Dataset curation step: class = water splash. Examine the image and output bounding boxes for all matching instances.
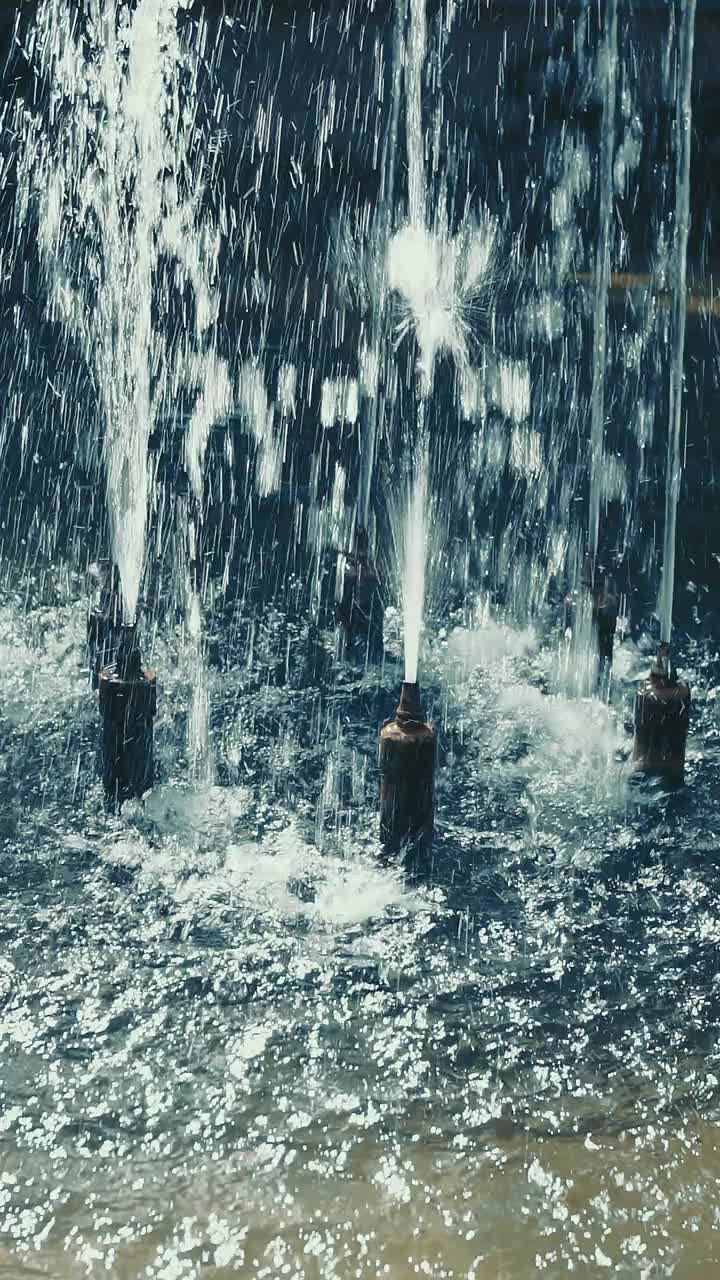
[387,216,495,396]
[185,352,233,505]
[16,0,224,620]
[236,362,283,498]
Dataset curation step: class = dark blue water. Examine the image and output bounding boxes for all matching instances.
[2,2,720,1275]
[1,582,720,1275]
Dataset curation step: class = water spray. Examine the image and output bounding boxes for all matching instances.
[99,623,157,807]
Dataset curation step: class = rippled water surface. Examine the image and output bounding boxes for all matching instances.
[1,587,720,1277]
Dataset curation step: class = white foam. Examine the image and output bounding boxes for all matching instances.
[100,793,417,932]
[447,621,537,670]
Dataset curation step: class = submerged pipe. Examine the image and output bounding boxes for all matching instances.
[336,527,384,661]
[87,560,123,689]
[633,643,690,784]
[379,682,436,855]
[99,624,157,806]
[594,580,618,674]
[581,552,618,676]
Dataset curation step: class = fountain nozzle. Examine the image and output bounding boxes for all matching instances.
[116,623,143,680]
[649,641,675,682]
[98,625,157,808]
[394,680,425,726]
[87,560,123,688]
[335,526,384,661]
[378,682,436,859]
[579,551,619,674]
[633,642,690,784]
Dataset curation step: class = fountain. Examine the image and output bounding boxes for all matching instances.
[379,445,436,855]
[13,0,241,802]
[1,0,719,1275]
[378,677,436,857]
[98,621,157,804]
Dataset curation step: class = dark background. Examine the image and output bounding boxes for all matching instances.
[0,0,718,629]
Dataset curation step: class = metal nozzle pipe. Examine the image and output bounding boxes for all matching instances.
[87,560,123,689]
[336,534,384,662]
[633,643,691,784]
[99,624,157,806]
[379,682,436,856]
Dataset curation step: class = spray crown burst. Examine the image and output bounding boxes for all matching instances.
[386,213,496,394]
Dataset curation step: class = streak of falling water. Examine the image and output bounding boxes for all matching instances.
[406,0,427,228]
[186,582,213,784]
[658,0,696,643]
[399,0,430,686]
[15,0,223,621]
[402,426,428,684]
[183,354,232,778]
[358,0,405,531]
[587,0,618,571]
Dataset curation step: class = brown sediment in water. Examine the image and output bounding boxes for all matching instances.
[4,1123,720,1277]
[573,270,720,317]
